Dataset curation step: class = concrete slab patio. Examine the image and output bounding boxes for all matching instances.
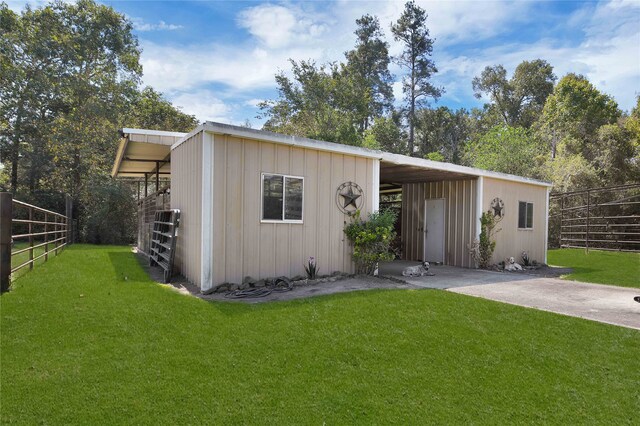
[380,260,640,330]
[378,260,569,289]
[450,279,640,330]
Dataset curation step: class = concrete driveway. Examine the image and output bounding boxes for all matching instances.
[380,261,640,330]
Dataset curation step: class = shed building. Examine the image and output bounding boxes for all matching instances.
[112,122,552,292]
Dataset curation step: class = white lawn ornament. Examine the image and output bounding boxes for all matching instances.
[504,256,523,271]
[402,261,432,277]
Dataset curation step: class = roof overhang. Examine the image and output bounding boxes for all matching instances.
[111,128,187,178]
[381,152,553,187]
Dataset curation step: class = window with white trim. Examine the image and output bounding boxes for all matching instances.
[518,201,534,229]
[261,173,303,222]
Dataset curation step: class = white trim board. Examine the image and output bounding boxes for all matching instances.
[200,131,213,292]
[121,128,187,138]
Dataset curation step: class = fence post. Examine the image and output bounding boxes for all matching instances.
[1,192,13,293]
[560,195,564,248]
[586,190,590,253]
[65,195,73,245]
[28,207,33,269]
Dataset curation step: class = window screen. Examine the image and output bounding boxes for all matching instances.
[518,201,533,229]
[262,174,303,222]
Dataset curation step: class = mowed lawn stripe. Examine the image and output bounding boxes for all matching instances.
[1,245,638,424]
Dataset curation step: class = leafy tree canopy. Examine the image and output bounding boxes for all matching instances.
[472,59,556,128]
[464,125,545,178]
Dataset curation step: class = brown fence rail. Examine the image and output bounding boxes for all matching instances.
[0,192,73,292]
[549,183,640,252]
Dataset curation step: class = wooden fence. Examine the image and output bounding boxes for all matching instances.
[549,183,640,252]
[0,192,73,292]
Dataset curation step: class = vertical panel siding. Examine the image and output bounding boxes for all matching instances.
[170,133,203,285]
[402,179,477,267]
[209,136,375,285]
[482,177,547,264]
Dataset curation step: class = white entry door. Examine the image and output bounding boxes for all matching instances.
[423,199,445,263]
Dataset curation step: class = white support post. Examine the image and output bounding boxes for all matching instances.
[544,187,550,264]
[475,176,484,240]
[200,131,214,292]
[371,159,380,212]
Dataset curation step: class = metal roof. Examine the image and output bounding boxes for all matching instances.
[112,123,552,187]
[111,128,186,178]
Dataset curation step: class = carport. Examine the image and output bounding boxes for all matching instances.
[111,128,185,197]
[379,152,551,267]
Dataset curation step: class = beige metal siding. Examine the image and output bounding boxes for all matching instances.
[402,179,477,267]
[482,177,547,264]
[170,132,203,285]
[208,134,375,285]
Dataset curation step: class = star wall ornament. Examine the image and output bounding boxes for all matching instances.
[336,181,364,215]
[491,197,505,218]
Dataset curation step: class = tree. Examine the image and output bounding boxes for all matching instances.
[594,123,638,184]
[463,125,545,178]
[472,59,556,128]
[0,0,204,244]
[46,0,141,203]
[0,3,66,193]
[259,60,361,145]
[539,148,600,193]
[344,14,394,132]
[625,96,640,166]
[391,1,442,156]
[538,73,619,160]
[415,107,470,163]
[363,116,406,154]
[127,87,198,132]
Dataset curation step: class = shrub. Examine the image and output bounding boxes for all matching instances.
[344,209,397,275]
[469,210,500,268]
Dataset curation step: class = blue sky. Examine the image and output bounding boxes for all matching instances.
[8,0,640,127]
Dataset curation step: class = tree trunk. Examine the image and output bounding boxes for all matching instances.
[10,102,25,194]
[409,96,415,156]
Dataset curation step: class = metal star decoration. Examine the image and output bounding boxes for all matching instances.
[340,186,361,209]
[335,181,364,215]
[491,197,504,218]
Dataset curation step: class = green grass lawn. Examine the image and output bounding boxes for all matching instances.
[547,248,640,288]
[11,241,63,280]
[2,245,639,424]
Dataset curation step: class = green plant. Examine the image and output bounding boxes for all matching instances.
[469,210,500,268]
[344,209,397,275]
[304,256,318,279]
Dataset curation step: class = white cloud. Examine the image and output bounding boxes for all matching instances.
[432,0,640,111]
[392,81,404,102]
[139,0,638,123]
[140,40,328,93]
[244,99,264,108]
[170,90,232,123]
[237,3,330,49]
[132,18,183,32]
